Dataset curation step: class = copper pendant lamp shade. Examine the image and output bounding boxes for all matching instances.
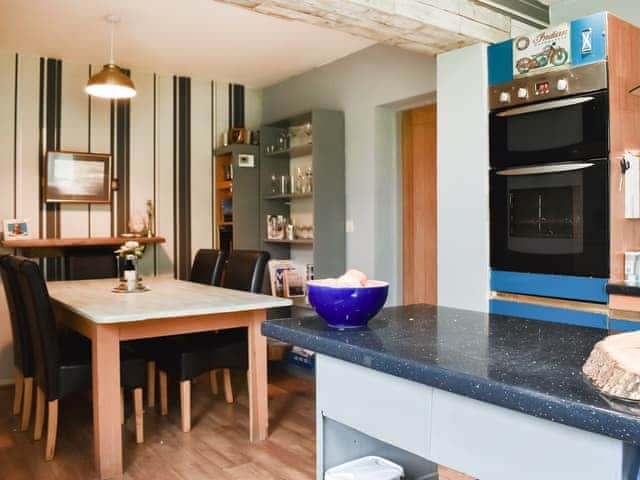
[631,84,640,96]
[86,63,136,99]
[86,16,136,99]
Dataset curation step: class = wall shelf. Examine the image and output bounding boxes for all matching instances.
[264,192,312,200]
[0,236,166,258]
[265,238,314,245]
[264,143,312,159]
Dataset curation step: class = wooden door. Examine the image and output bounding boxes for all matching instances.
[402,104,437,304]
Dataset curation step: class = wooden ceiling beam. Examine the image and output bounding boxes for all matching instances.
[217,0,513,54]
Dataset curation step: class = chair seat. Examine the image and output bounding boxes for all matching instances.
[152,330,247,381]
[51,332,146,401]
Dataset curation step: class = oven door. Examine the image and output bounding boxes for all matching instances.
[490,90,609,169]
[490,159,609,277]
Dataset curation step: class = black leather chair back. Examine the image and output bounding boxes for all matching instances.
[14,257,61,399]
[190,249,226,286]
[0,255,33,377]
[222,250,270,293]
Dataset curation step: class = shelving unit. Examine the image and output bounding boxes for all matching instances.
[213,144,261,252]
[260,110,345,280]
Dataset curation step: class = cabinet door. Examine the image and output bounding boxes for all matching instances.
[316,355,431,459]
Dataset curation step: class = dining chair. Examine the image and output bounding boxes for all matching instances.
[142,249,226,410]
[155,249,268,433]
[12,256,147,460]
[190,249,226,286]
[210,249,270,403]
[0,255,35,431]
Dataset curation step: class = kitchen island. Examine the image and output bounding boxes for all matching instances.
[263,304,640,480]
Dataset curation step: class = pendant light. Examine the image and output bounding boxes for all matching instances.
[86,15,136,99]
[632,84,640,96]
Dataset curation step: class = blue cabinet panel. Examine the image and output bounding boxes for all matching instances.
[570,12,607,67]
[490,299,607,329]
[491,271,608,303]
[488,39,513,85]
[609,318,640,332]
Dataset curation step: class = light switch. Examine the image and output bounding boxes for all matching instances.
[345,220,354,233]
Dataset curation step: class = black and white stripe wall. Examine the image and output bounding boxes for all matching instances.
[0,51,261,280]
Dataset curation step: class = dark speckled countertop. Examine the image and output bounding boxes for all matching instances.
[262,304,640,446]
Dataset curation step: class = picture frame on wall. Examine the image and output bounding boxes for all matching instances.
[44,151,112,204]
[3,218,33,240]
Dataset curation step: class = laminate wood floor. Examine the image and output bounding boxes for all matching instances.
[0,368,315,479]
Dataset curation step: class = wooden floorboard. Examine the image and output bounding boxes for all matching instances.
[0,368,315,479]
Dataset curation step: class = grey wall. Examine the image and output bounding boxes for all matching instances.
[262,44,437,303]
[550,1,640,25]
[0,50,261,384]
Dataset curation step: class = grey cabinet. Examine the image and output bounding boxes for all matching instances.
[214,144,260,251]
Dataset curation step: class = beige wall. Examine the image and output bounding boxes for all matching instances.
[0,50,261,384]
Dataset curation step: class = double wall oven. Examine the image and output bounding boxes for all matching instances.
[489,62,610,278]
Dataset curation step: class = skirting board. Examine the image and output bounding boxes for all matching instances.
[0,377,15,387]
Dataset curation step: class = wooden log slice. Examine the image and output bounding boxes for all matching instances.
[583,331,640,401]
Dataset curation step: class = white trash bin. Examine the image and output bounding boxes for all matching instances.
[324,456,404,480]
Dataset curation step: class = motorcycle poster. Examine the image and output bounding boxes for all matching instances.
[513,22,571,77]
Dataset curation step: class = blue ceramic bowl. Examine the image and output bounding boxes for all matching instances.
[306,280,389,329]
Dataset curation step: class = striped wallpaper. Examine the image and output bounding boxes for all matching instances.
[0,50,263,383]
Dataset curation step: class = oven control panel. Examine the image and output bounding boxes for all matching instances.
[489,61,607,111]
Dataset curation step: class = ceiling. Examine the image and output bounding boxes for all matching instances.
[0,0,374,88]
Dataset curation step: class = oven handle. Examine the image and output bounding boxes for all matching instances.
[496,96,595,117]
[496,163,595,176]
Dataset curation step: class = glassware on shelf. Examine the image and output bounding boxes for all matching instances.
[270,174,278,194]
[303,166,313,193]
[289,174,296,194]
[277,131,289,152]
[280,175,289,194]
[295,167,304,194]
[295,224,314,240]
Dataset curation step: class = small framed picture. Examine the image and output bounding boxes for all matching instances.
[3,219,33,240]
[283,269,306,298]
[229,128,246,144]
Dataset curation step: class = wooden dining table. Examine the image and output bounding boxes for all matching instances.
[47,277,292,479]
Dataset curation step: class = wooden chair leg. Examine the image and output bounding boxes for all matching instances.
[33,386,45,441]
[133,388,144,444]
[223,369,233,404]
[209,370,218,396]
[44,400,58,461]
[120,388,125,425]
[13,369,24,415]
[20,377,33,432]
[147,361,156,408]
[180,380,191,433]
[159,370,168,416]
